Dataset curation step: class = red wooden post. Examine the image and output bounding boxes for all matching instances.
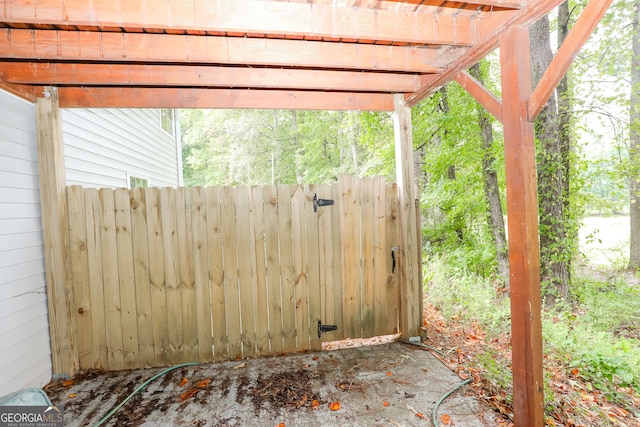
[500,26,544,426]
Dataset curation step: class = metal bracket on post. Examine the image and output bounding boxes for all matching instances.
[313,193,334,212]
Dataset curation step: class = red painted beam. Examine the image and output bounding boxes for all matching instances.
[0,0,476,46]
[56,87,395,111]
[0,28,450,73]
[454,70,503,123]
[405,0,565,107]
[0,62,422,93]
[500,25,544,427]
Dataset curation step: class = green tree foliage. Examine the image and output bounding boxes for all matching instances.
[413,67,506,277]
[180,109,396,187]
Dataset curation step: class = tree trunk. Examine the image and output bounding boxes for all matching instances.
[530,15,570,305]
[629,0,640,270]
[469,63,510,289]
[557,1,574,282]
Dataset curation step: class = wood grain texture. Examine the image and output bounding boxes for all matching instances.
[500,25,544,427]
[35,88,78,375]
[394,94,422,339]
[278,185,297,353]
[205,187,227,360]
[66,186,91,369]
[114,187,139,368]
[235,186,257,357]
[83,188,108,370]
[145,187,168,365]
[130,187,155,366]
[250,186,270,355]
[98,188,124,370]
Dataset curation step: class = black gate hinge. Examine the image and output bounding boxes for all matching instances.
[318,320,337,338]
[313,193,334,212]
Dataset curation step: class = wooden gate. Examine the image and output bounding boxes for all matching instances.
[66,174,400,370]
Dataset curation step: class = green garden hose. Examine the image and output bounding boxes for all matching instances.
[431,378,473,427]
[93,361,200,427]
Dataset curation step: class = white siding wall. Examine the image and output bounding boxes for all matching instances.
[0,96,181,397]
[62,108,180,188]
[0,90,52,397]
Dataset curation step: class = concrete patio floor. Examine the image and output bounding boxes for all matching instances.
[45,341,497,426]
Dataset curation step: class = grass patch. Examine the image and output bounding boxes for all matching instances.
[424,254,640,424]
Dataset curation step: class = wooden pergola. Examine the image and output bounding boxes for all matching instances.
[0,1,612,425]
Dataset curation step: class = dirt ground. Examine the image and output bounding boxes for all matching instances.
[45,340,500,426]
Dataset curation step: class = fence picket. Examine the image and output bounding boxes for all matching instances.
[67,186,91,369]
[130,187,155,366]
[291,184,310,351]
[264,185,283,353]
[361,177,375,338]
[250,186,270,355]
[114,188,139,368]
[160,188,183,364]
[84,188,109,369]
[305,184,322,350]
[191,187,212,361]
[373,177,388,336]
[339,175,362,339]
[236,186,257,357]
[175,187,198,361]
[278,185,297,353]
[146,187,168,365]
[330,182,344,341]
[316,183,335,342]
[98,189,124,370]
[386,183,400,335]
[221,186,242,359]
[205,187,227,360]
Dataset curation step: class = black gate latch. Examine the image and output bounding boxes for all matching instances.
[313,193,334,212]
[318,320,337,338]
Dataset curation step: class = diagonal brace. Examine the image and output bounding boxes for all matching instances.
[454,70,504,123]
[527,0,614,120]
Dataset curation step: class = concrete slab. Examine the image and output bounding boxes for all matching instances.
[46,342,492,426]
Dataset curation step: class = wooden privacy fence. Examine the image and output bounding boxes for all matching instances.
[66,175,401,371]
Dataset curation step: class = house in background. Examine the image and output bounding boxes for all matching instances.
[0,87,183,396]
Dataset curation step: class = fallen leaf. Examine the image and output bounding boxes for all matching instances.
[312,356,319,361]
[195,379,210,388]
[62,380,74,387]
[68,393,77,398]
[179,388,199,402]
[383,401,390,407]
[233,362,246,370]
[570,368,579,376]
[416,412,426,419]
[440,413,452,425]
[312,400,320,409]
[329,401,341,411]
[179,377,188,387]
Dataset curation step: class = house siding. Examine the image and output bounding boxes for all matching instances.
[0,90,51,397]
[62,108,180,188]
[0,90,181,397]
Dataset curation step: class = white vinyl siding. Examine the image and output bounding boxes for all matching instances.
[0,90,52,397]
[0,93,182,398]
[62,108,180,188]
